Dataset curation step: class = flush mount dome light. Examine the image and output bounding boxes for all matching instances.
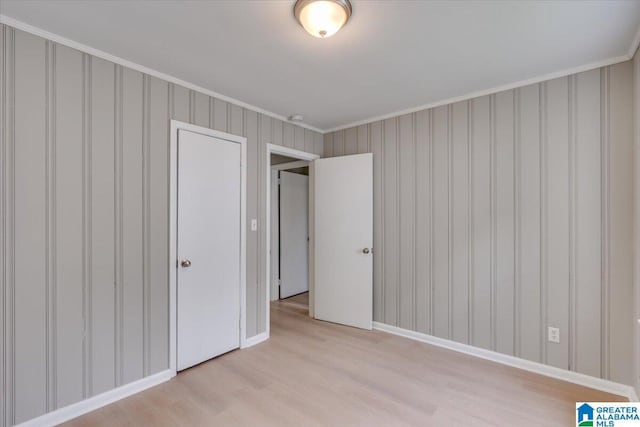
[294,0,352,38]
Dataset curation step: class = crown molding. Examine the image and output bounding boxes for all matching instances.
[325,50,635,133]
[0,14,324,134]
[2,14,639,135]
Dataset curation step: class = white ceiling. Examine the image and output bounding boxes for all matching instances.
[2,0,639,132]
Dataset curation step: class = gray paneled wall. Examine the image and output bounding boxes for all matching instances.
[0,24,323,426]
[634,47,640,398]
[634,48,640,397]
[325,62,635,386]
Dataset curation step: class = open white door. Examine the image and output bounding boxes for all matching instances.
[177,129,241,371]
[312,153,373,330]
[279,171,309,299]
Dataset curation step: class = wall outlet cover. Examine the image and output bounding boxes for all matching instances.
[548,327,560,344]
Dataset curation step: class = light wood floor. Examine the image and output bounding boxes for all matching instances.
[63,301,626,426]
[280,291,309,309]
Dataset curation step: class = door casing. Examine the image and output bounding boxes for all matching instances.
[169,120,247,376]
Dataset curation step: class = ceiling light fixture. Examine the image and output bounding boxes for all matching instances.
[294,0,352,39]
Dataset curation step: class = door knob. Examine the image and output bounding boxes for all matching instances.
[181,260,192,268]
[362,248,370,254]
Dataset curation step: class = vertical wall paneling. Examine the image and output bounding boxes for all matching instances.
[470,96,492,350]
[114,64,123,389]
[81,51,92,399]
[14,30,48,424]
[518,84,542,363]
[90,57,116,395]
[141,75,151,377]
[607,61,634,384]
[148,76,169,375]
[415,110,430,334]
[601,67,611,380]
[574,69,602,377]
[283,122,295,148]
[568,75,577,372]
[121,68,144,384]
[258,115,272,333]
[294,125,305,151]
[193,92,209,127]
[313,131,323,156]
[172,84,189,123]
[45,40,56,411]
[545,77,571,369]
[451,102,470,344]
[513,88,521,358]
[369,122,384,322]
[489,94,497,351]
[382,119,399,325]
[0,24,9,427]
[271,118,283,147]
[633,50,640,395]
[428,109,435,335]
[357,124,369,153]
[494,90,515,356]
[344,127,357,155]
[334,130,345,156]
[208,96,215,129]
[55,44,85,407]
[447,105,454,340]
[467,102,474,347]
[540,82,549,365]
[323,132,333,158]
[432,106,450,338]
[212,98,228,132]
[398,114,415,330]
[304,128,314,154]
[188,90,195,123]
[245,109,258,337]
[230,104,243,136]
[2,25,16,427]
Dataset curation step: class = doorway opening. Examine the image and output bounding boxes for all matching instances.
[264,146,373,336]
[271,156,310,312]
[265,145,319,334]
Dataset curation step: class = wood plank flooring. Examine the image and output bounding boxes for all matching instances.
[280,291,309,309]
[63,301,626,426]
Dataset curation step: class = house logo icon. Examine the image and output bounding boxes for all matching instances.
[577,403,594,426]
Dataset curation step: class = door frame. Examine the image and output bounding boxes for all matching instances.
[270,160,311,302]
[265,144,319,334]
[169,120,247,376]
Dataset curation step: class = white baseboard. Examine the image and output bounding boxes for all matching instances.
[242,332,269,349]
[373,321,638,402]
[15,369,173,427]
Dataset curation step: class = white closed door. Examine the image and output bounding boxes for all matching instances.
[177,129,241,371]
[279,171,309,299]
[312,153,373,330]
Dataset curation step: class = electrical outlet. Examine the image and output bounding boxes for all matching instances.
[251,219,258,231]
[548,327,560,344]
